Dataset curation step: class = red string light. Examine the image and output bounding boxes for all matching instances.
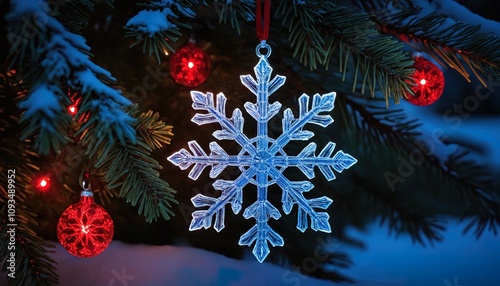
[36,176,50,191]
[68,105,77,115]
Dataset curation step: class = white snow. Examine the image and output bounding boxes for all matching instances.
[386,0,500,39]
[2,241,337,286]
[18,84,61,118]
[1,220,497,285]
[75,70,130,106]
[92,101,137,140]
[419,0,500,36]
[125,9,176,36]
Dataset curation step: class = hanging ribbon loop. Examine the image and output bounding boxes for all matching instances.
[256,0,271,41]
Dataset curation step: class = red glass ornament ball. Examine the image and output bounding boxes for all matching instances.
[169,42,211,87]
[57,192,114,258]
[405,56,445,106]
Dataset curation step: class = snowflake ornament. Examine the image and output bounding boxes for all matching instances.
[168,42,357,262]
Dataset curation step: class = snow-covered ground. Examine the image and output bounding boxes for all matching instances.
[4,240,338,286]
[2,219,498,286]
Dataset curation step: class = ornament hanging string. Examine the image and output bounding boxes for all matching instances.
[256,0,271,41]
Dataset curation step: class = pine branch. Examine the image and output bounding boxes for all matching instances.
[285,242,355,283]
[89,105,177,222]
[0,67,58,286]
[16,85,73,155]
[136,109,174,149]
[124,0,198,63]
[278,150,446,266]
[323,7,416,106]
[7,0,178,223]
[275,0,328,70]
[7,0,136,155]
[275,1,415,105]
[380,209,446,246]
[6,1,73,155]
[0,193,59,286]
[338,95,499,238]
[53,0,97,33]
[309,94,498,245]
[446,151,500,238]
[125,0,257,62]
[363,3,500,86]
[208,0,255,35]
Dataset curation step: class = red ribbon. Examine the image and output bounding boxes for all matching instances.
[256,0,271,41]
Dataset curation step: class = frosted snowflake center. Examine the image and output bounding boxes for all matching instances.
[254,151,273,171]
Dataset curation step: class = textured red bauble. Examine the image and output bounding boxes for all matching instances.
[169,42,211,87]
[405,56,445,106]
[57,190,114,258]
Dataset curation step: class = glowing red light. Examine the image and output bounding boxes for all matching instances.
[68,105,77,115]
[37,177,50,191]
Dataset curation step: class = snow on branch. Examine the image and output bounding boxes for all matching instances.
[362,0,500,85]
[126,9,177,37]
[125,0,195,37]
[416,0,500,37]
[124,0,198,62]
[18,84,61,118]
[7,0,136,153]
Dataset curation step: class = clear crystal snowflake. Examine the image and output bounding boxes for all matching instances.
[168,42,357,263]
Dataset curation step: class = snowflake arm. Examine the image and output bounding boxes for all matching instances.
[271,169,332,232]
[191,91,257,155]
[239,198,284,263]
[273,142,358,180]
[268,92,336,155]
[240,53,286,124]
[168,91,257,179]
[168,141,253,179]
[189,167,257,232]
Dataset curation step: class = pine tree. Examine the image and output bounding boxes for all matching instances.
[1,0,499,285]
